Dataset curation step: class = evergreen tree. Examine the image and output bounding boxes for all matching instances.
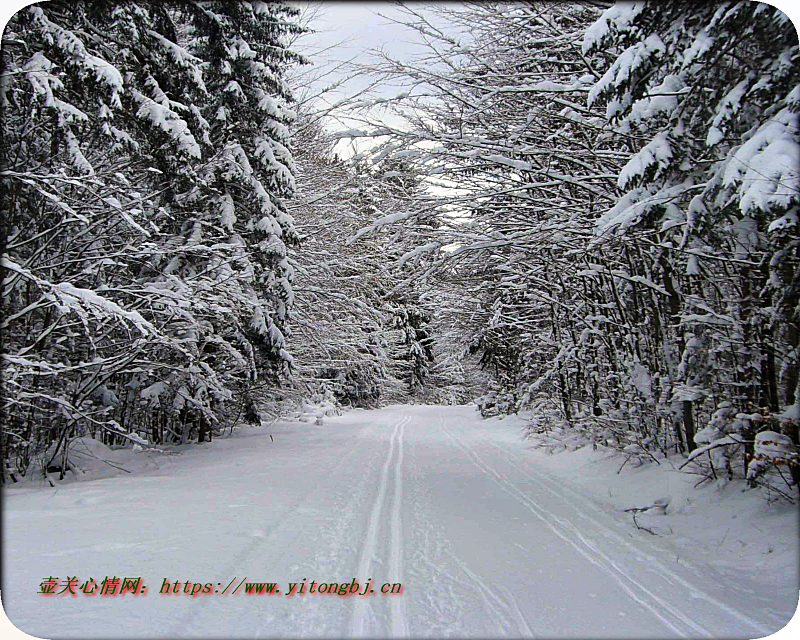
[585,1,800,456]
[1,1,305,478]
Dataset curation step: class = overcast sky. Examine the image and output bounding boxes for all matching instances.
[291,2,429,68]
[288,2,444,153]
[289,2,436,103]
[294,3,414,55]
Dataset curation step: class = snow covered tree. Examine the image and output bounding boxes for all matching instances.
[338,2,622,417]
[287,118,439,406]
[584,1,800,455]
[285,117,391,408]
[335,0,799,486]
[366,159,436,395]
[181,1,305,379]
[1,1,305,480]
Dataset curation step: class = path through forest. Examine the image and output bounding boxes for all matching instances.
[2,405,796,638]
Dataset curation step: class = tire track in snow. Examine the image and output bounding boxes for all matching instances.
[484,438,774,636]
[351,414,410,637]
[438,417,703,638]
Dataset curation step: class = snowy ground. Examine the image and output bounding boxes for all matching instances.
[2,405,798,639]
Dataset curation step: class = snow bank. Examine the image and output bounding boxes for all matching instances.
[514,416,799,583]
[26,436,176,485]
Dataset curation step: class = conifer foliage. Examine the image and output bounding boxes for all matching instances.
[1,1,305,479]
[583,0,800,479]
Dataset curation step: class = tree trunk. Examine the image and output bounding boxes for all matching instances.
[660,252,696,451]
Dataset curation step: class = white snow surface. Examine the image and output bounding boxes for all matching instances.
[2,405,798,638]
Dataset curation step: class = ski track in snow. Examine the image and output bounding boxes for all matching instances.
[429,410,537,638]
[445,549,537,638]
[3,405,794,639]
[436,412,772,639]
[481,436,778,634]
[170,414,388,639]
[351,414,410,637]
[389,417,409,637]
[439,419,693,636]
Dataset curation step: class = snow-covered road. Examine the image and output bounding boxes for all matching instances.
[2,405,795,638]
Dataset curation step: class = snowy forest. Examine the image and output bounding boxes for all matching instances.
[2,2,800,638]
[2,0,799,497]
